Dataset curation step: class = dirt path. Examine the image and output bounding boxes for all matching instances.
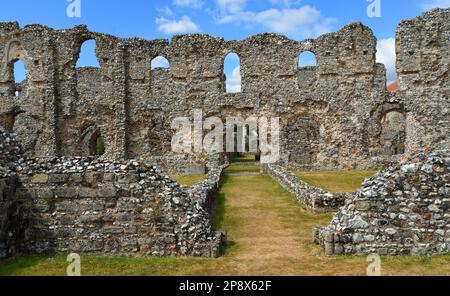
[215,173,331,274]
[183,173,450,276]
[184,173,360,275]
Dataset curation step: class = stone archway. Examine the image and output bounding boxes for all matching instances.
[376,104,406,156]
[78,126,105,156]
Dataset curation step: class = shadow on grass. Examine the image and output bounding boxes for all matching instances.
[210,175,239,256]
[230,155,256,163]
[0,254,60,276]
[211,191,226,229]
[224,165,260,173]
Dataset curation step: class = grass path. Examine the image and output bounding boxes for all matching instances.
[296,170,378,193]
[0,171,449,275]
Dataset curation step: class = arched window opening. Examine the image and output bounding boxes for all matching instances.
[76,39,100,68]
[13,60,26,97]
[88,130,105,156]
[224,52,241,93]
[380,110,406,155]
[298,51,317,67]
[151,56,170,70]
[95,136,105,155]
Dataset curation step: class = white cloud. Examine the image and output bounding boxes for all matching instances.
[376,38,397,83]
[174,0,203,9]
[157,6,174,17]
[420,0,450,10]
[151,56,170,69]
[226,66,241,93]
[217,5,336,38]
[269,0,301,7]
[217,0,247,14]
[156,16,199,34]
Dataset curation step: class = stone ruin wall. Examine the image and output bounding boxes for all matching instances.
[0,176,18,258]
[0,156,225,259]
[315,150,449,256]
[396,9,449,152]
[0,8,448,259]
[266,164,348,213]
[0,126,225,259]
[1,9,447,172]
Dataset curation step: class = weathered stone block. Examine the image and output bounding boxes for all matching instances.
[80,214,103,224]
[78,187,97,198]
[97,186,117,198]
[55,201,79,213]
[69,173,83,184]
[48,174,69,184]
[116,174,140,184]
[54,187,78,199]
[34,188,54,199]
[84,172,102,185]
[31,174,48,184]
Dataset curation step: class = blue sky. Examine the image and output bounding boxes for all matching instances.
[2,0,449,85]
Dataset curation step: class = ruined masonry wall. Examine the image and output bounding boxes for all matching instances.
[0,127,24,258]
[397,9,450,152]
[0,157,225,259]
[2,9,448,171]
[0,176,19,258]
[266,164,348,213]
[315,150,449,256]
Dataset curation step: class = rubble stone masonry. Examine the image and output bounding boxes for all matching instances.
[0,9,447,172]
[0,8,448,258]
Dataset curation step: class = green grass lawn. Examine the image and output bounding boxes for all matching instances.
[224,164,260,173]
[295,170,378,193]
[171,174,206,187]
[1,172,449,276]
[230,154,257,163]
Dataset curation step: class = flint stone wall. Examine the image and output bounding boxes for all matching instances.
[0,127,24,177]
[0,176,19,258]
[266,164,348,213]
[314,150,450,256]
[0,127,25,258]
[0,9,447,172]
[397,9,450,152]
[0,158,225,259]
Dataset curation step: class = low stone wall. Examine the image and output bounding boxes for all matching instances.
[314,150,449,256]
[188,166,225,214]
[147,156,207,175]
[0,158,226,259]
[266,164,347,213]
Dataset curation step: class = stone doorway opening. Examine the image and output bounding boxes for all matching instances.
[227,124,260,165]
